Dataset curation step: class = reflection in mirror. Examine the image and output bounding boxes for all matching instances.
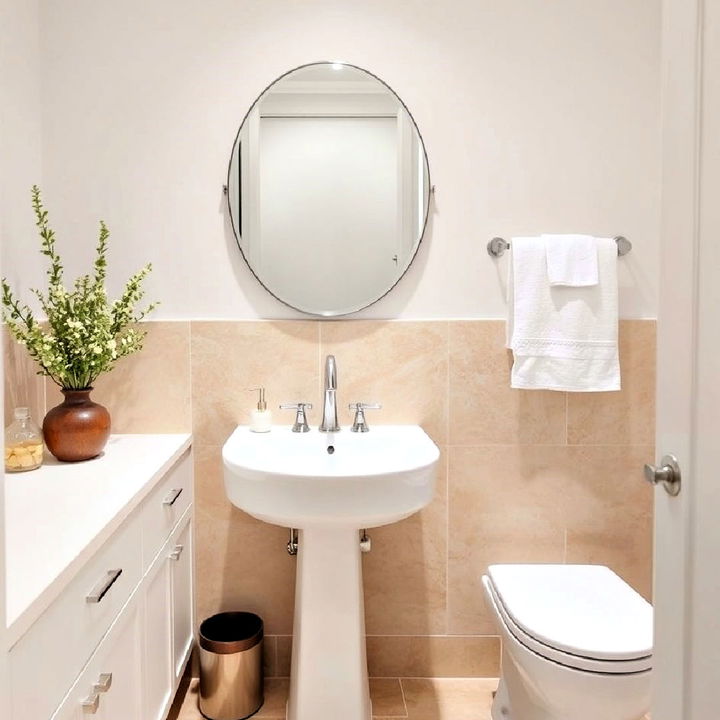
[227,63,430,316]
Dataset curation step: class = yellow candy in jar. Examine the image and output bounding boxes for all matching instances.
[5,408,44,473]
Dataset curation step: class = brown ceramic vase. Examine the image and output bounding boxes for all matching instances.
[43,388,111,462]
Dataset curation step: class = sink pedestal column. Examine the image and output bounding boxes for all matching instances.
[287,527,371,720]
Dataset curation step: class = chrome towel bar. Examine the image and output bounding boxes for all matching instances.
[487,235,632,258]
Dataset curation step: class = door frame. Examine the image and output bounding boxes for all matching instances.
[654,0,720,717]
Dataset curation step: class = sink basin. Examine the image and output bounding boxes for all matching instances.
[222,424,440,720]
[222,424,439,529]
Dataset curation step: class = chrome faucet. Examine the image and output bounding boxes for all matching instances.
[319,355,340,432]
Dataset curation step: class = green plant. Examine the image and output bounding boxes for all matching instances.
[2,186,158,389]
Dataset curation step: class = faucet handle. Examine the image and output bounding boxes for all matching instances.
[280,403,313,433]
[348,403,382,433]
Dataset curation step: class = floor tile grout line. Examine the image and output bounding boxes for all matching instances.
[172,676,500,719]
[398,677,410,718]
[364,634,500,638]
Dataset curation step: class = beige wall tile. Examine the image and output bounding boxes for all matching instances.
[366,636,500,678]
[275,635,292,677]
[3,327,45,426]
[194,446,296,634]
[23,317,650,681]
[567,320,656,445]
[448,321,567,445]
[400,678,497,719]
[191,321,319,445]
[277,633,499,679]
[562,445,654,600]
[369,678,406,717]
[363,449,447,635]
[263,636,277,678]
[448,445,567,634]
[319,321,448,445]
[45,321,192,433]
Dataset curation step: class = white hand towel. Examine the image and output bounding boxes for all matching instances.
[507,236,620,392]
[543,233,599,287]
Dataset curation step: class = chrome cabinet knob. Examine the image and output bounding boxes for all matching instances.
[169,544,184,561]
[644,454,682,496]
[81,693,100,714]
[94,673,112,693]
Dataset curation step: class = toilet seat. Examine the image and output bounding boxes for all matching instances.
[486,565,653,675]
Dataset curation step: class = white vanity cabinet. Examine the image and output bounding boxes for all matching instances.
[4,435,194,720]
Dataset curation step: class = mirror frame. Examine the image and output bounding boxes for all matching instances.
[226,61,432,317]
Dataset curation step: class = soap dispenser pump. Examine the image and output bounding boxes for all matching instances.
[249,387,272,433]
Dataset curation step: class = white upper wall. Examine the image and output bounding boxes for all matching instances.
[4,0,660,319]
[1,0,43,297]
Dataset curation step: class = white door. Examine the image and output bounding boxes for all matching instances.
[653,0,720,717]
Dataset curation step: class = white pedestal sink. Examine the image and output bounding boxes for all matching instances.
[223,425,439,720]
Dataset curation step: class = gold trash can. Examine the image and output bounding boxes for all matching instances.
[199,612,264,720]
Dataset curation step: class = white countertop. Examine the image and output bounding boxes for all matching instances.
[4,433,192,645]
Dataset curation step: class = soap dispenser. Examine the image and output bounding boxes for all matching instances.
[249,387,272,433]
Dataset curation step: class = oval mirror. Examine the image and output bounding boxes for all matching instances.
[227,62,431,316]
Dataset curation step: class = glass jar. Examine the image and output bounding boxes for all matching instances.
[5,407,44,472]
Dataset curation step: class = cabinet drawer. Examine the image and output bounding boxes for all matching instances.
[142,449,192,568]
[10,512,142,720]
[51,597,143,720]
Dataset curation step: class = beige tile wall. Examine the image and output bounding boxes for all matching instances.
[3,326,45,426]
[3,319,655,677]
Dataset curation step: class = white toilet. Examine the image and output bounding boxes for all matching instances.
[482,564,652,720]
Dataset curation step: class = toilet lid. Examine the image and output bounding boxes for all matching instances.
[488,564,653,661]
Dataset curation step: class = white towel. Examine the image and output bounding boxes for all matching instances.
[543,233,598,287]
[506,236,620,392]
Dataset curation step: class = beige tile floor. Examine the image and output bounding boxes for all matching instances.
[167,677,499,719]
[168,677,652,720]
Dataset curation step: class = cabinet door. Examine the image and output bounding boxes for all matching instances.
[96,603,143,720]
[171,516,194,683]
[143,548,173,720]
[51,601,142,720]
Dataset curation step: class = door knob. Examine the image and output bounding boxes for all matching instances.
[644,454,681,496]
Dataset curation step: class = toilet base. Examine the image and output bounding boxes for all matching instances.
[491,649,649,720]
[491,672,561,720]
[491,679,511,720]
[483,574,650,720]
